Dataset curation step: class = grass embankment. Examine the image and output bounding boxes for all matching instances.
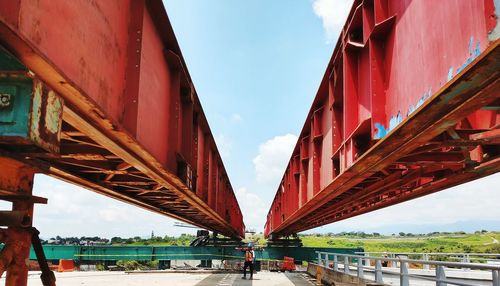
[300,232,500,253]
[106,231,500,254]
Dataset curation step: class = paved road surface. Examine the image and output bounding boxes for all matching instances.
[194,272,316,286]
[4,271,318,286]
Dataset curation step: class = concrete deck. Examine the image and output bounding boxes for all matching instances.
[3,271,318,286]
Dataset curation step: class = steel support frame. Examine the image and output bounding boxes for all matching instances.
[0,157,37,286]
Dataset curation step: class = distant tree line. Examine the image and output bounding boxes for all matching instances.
[110,233,195,246]
[299,230,492,238]
[43,236,109,245]
[43,233,196,246]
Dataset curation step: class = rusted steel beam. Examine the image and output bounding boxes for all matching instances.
[61,108,241,237]
[48,166,217,232]
[396,152,465,163]
[0,191,47,204]
[297,156,500,233]
[104,162,131,181]
[0,0,244,237]
[266,12,500,238]
[282,48,498,236]
[470,128,500,143]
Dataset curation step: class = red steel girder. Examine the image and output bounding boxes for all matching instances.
[269,43,500,237]
[0,1,244,238]
[265,0,500,238]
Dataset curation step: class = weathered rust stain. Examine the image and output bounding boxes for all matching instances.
[30,19,41,45]
[29,79,63,153]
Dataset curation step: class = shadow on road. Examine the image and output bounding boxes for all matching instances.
[194,273,253,286]
[285,272,317,286]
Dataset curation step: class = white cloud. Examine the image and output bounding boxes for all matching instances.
[231,113,242,122]
[313,0,354,43]
[98,206,130,222]
[235,187,268,231]
[253,134,298,185]
[31,175,196,239]
[214,134,233,160]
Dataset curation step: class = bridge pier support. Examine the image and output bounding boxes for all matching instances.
[0,157,36,286]
[0,157,55,286]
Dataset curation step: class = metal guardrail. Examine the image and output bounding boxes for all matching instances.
[316,251,500,286]
[359,252,500,265]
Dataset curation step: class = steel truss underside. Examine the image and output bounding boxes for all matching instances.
[272,43,500,237]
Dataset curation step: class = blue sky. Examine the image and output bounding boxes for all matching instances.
[7,0,499,239]
[162,0,335,183]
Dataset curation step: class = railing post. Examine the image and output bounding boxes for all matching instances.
[423,253,430,270]
[325,253,329,268]
[333,255,338,271]
[357,257,363,278]
[344,256,350,274]
[364,257,371,267]
[436,265,446,286]
[400,261,409,286]
[375,259,383,284]
[464,254,470,263]
[392,254,397,268]
[493,270,499,286]
[462,254,470,271]
[317,252,321,265]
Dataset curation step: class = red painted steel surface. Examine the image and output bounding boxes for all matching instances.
[0,0,244,237]
[265,0,500,238]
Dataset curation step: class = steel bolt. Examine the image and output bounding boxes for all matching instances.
[0,93,11,108]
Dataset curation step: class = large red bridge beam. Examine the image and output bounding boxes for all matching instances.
[0,1,244,238]
[265,0,500,238]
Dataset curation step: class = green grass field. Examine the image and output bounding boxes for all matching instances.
[104,231,500,255]
[299,232,500,253]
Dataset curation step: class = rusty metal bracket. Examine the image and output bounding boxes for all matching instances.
[29,227,56,286]
[0,190,48,204]
[0,229,15,278]
[0,157,49,286]
[0,211,30,227]
[0,227,56,286]
[0,227,31,282]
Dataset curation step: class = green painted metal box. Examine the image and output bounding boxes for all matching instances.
[0,50,63,153]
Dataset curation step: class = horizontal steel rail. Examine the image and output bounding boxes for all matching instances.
[22,245,360,263]
[360,252,500,257]
[358,252,500,266]
[316,251,500,286]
